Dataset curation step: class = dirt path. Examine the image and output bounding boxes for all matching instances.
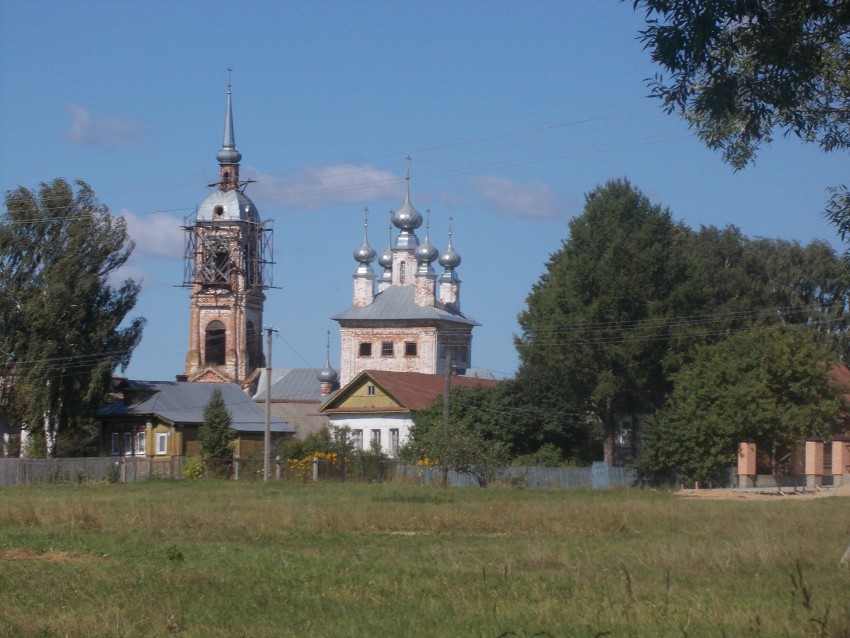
[676,482,850,501]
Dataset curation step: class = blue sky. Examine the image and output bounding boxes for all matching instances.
[1,1,847,381]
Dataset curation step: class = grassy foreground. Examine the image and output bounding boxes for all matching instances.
[0,481,848,637]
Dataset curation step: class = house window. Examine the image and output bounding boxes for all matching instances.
[359,342,372,357]
[381,342,394,357]
[366,384,376,396]
[136,431,146,456]
[110,433,119,456]
[371,429,381,449]
[404,342,417,357]
[123,432,132,456]
[156,432,169,456]
[390,429,400,456]
[352,429,363,450]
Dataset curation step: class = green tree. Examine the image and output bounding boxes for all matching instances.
[405,386,510,487]
[515,179,690,464]
[0,179,145,455]
[199,389,235,474]
[638,326,847,486]
[631,1,850,236]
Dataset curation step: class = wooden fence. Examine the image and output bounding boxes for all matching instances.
[0,456,185,485]
[0,456,637,490]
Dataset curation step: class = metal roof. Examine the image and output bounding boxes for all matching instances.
[331,285,479,325]
[253,368,334,402]
[98,381,292,433]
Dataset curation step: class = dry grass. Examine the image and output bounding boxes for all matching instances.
[0,480,848,637]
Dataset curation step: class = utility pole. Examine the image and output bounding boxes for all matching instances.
[263,326,278,483]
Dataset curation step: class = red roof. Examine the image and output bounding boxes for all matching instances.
[322,370,498,413]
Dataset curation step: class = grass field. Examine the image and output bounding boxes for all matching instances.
[0,480,848,637]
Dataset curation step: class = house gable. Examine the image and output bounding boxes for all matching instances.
[319,371,407,414]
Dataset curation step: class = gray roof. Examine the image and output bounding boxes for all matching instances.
[331,285,479,325]
[253,368,332,402]
[98,381,292,433]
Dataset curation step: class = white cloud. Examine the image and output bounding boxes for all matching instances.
[467,176,568,220]
[121,210,184,260]
[244,164,403,211]
[64,103,147,147]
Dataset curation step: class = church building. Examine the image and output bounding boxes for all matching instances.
[182,81,273,386]
[332,170,480,385]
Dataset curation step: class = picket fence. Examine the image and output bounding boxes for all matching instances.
[0,456,184,485]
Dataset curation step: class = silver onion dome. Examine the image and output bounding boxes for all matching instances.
[392,193,423,231]
[318,331,339,384]
[354,208,377,264]
[439,219,461,269]
[438,242,461,269]
[318,364,339,384]
[354,241,377,264]
[415,210,439,264]
[378,246,393,269]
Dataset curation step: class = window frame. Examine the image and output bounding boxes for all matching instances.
[155,432,169,456]
[135,430,146,456]
[381,341,394,357]
[358,342,372,357]
[404,341,417,357]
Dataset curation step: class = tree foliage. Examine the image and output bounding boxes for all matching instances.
[514,179,850,465]
[515,179,690,464]
[405,385,510,486]
[638,327,848,486]
[199,389,235,472]
[631,1,850,237]
[0,179,145,454]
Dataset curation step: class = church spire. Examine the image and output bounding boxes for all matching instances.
[216,68,242,190]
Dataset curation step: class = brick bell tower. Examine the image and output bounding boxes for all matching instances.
[182,76,273,385]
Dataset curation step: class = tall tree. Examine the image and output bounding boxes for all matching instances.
[0,179,145,455]
[199,388,235,475]
[630,1,850,237]
[515,179,690,464]
[638,326,847,486]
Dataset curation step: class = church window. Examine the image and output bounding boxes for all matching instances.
[404,341,417,357]
[381,342,394,357]
[205,320,226,366]
[359,342,372,357]
[247,321,259,370]
[399,261,406,284]
[213,205,224,218]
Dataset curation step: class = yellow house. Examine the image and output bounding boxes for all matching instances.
[98,380,292,460]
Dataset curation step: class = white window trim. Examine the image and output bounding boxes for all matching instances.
[156,432,169,455]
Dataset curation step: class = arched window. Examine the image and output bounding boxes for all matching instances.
[205,320,226,366]
[399,261,406,284]
[247,321,259,370]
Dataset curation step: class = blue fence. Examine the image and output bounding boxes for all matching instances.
[397,462,638,489]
